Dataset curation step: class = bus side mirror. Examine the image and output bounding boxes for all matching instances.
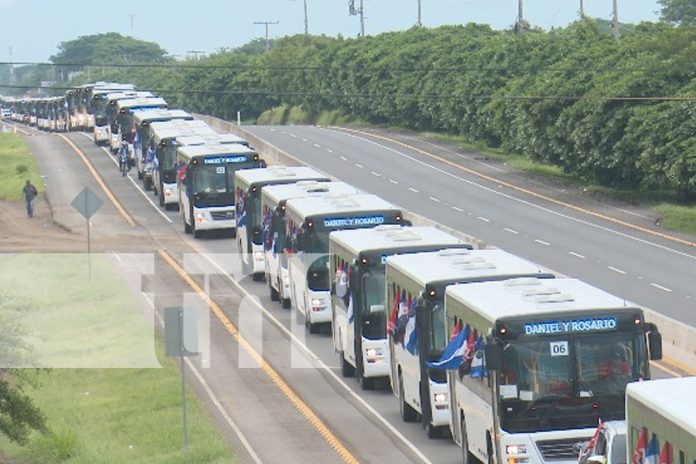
[484,341,503,371]
[646,323,662,360]
[401,219,412,227]
[259,160,267,168]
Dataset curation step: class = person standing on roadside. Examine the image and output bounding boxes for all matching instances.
[22,179,38,218]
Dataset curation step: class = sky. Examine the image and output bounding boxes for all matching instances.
[0,0,662,62]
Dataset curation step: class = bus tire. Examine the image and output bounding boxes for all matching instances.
[426,422,441,439]
[339,351,355,377]
[252,272,264,282]
[461,417,476,464]
[399,372,418,422]
[184,218,192,234]
[282,297,291,309]
[269,279,279,301]
[159,189,165,207]
[137,169,143,180]
[359,371,374,391]
[143,177,152,191]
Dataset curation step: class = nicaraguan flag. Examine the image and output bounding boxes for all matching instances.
[347,294,354,324]
[659,441,672,464]
[404,310,418,355]
[387,290,399,336]
[645,434,660,464]
[470,336,486,378]
[396,290,409,343]
[427,324,469,370]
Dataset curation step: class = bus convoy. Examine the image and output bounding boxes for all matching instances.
[2,83,687,464]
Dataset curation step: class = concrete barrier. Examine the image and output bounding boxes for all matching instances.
[195,113,696,374]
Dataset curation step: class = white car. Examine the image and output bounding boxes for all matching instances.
[578,421,627,464]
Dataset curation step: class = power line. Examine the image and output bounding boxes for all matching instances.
[1,83,694,102]
[254,20,280,52]
[0,60,690,75]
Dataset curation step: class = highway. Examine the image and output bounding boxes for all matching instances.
[243,125,696,327]
[13,123,685,464]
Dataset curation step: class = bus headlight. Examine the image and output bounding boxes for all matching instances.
[254,251,264,262]
[195,212,207,223]
[433,392,448,404]
[311,298,325,310]
[365,348,383,358]
[506,445,527,455]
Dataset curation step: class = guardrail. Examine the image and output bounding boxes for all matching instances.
[194,113,696,374]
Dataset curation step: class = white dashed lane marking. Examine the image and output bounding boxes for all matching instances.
[340,156,348,161]
[389,179,399,184]
[651,283,672,293]
[452,206,463,212]
[355,163,364,168]
[429,196,441,203]
[534,239,550,246]
[608,266,627,275]
[408,187,419,193]
[313,143,321,148]
[477,216,490,222]
[568,251,586,259]
[371,171,381,177]
[504,228,519,235]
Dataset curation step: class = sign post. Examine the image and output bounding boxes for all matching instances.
[165,307,199,449]
[70,187,103,279]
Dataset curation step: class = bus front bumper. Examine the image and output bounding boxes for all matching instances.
[307,290,331,324]
[162,183,178,205]
[361,337,390,378]
[192,206,236,231]
[252,243,265,274]
[94,126,109,143]
[498,428,595,464]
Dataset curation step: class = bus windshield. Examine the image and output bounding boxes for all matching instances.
[192,164,232,197]
[430,301,448,355]
[498,332,647,433]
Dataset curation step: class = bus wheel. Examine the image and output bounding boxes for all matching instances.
[268,279,279,301]
[143,177,152,191]
[252,272,264,282]
[184,218,192,234]
[282,296,291,309]
[399,372,418,422]
[159,189,165,207]
[192,220,202,239]
[357,367,373,390]
[339,351,355,377]
[461,417,476,464]
[426,423,441,439]
[306,314,320,335]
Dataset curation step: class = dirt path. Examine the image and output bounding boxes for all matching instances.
[0,197,81,252]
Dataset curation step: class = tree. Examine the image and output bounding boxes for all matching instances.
[0,370,48,445]
[658,0,696,25]
[50,33,168,72]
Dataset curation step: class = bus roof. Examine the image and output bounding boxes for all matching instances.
[133,109,192,125]
[285,193,399,220]
[116,97,168,110]
[105,91,154,103]
[626,377,696,437]
[92,84,136,96]
[235,166,330,189]
[177,143,256,161]
[261,181,361,206]
[387,248,550,288]
[174,132,248,147]
[445,277,635,323]
[330,225,470,257]
[150,120,215,144]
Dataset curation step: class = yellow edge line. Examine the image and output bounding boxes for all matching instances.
[335,127,696,248]
[654,355,696,377]
[158,249,360,464]
[56,133,136,227]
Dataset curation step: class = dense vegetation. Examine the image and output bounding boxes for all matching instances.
[76,21,696,202]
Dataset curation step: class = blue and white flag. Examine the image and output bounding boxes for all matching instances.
[404,312,418,355]
[645,434,660,464]
[470,336,486,378]
[427,324,470,370]
[347,294,354,324]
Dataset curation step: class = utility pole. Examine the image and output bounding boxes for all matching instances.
[186,50,204,60]
[348,0,365,37]
[8,46,13,83]
[417,0,422,27]
[303,0,309,35]
[127,13,135,32]
[515,0,524,33]
[254,21,279,51]
[579,0,584,17]
[612,0,620,39]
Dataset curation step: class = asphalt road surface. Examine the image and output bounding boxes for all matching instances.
[13,124,684,464]
[244,125,696,328]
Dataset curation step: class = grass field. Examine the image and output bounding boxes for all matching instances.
[0,254,236,464]
[0,133,43,201]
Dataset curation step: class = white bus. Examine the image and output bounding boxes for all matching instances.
[86,83,135,132]
[113,96,168,159]
[96,91,154,147]
[385,249,555,438]
[444,278,662,464]
[285,194,405,334]
[149,119,219,209]
[132,109,193,189]
[330,226,472,390]
[177,143,264,238]
[626,377,695,464]
[234,166,330,280]
[261,181,362,309]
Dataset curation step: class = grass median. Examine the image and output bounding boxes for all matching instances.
[0,133,44,201]
[0,254,236,464]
